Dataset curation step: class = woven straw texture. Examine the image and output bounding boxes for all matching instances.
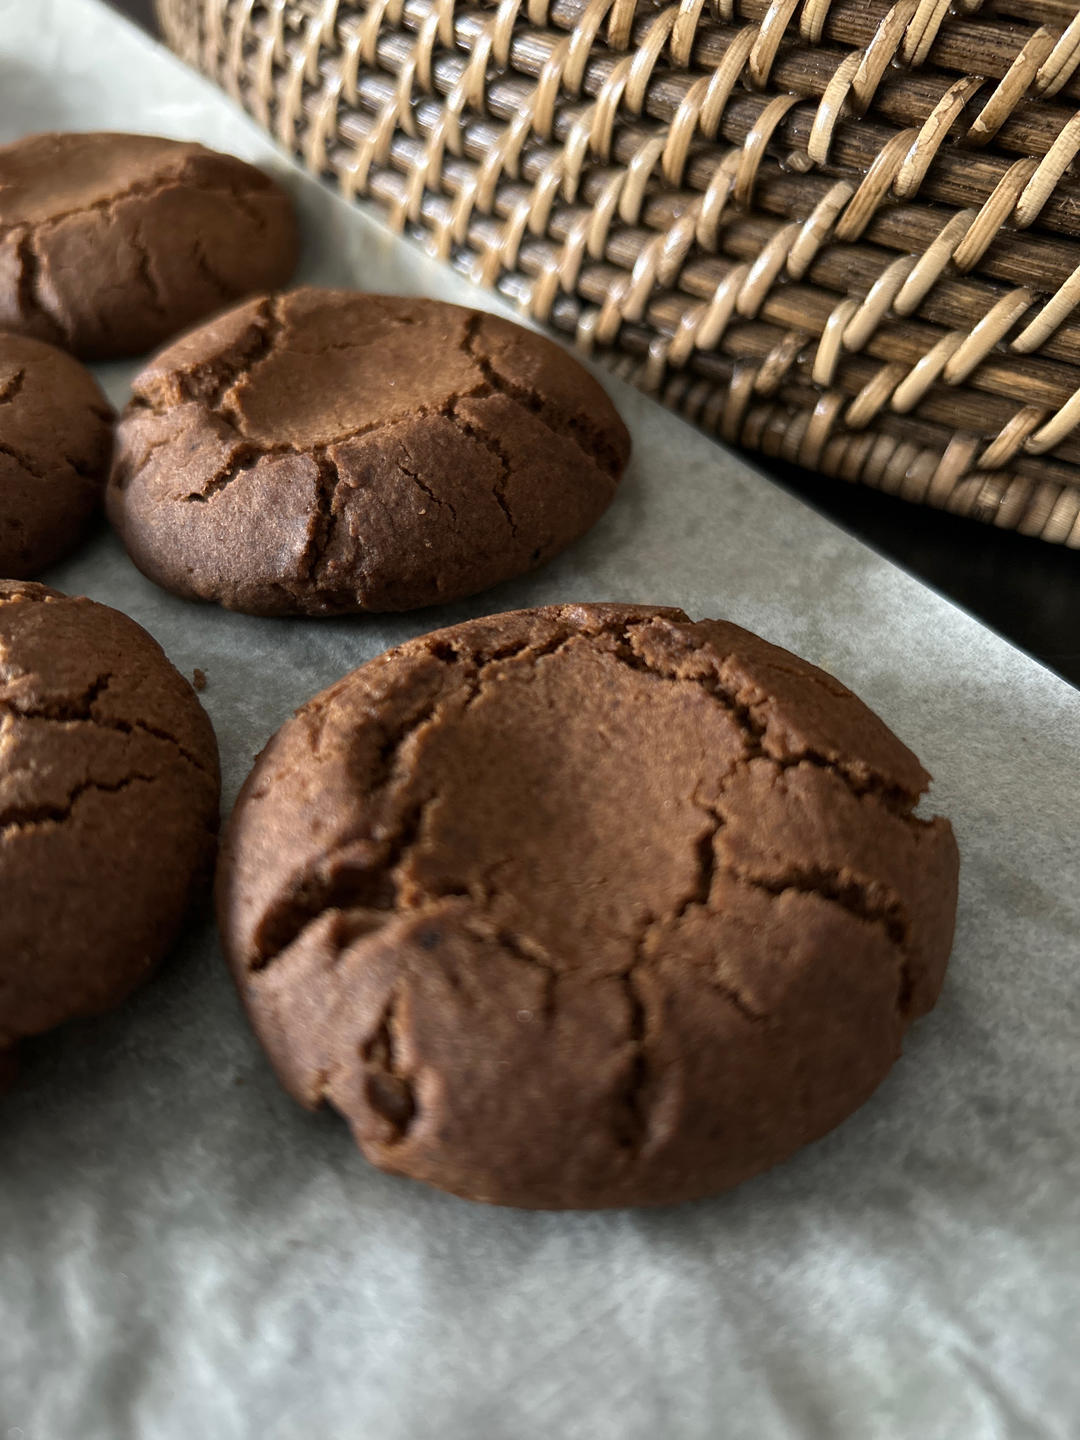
[158,0,1080,546]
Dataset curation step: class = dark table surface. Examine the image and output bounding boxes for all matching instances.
[107,0,1079,688]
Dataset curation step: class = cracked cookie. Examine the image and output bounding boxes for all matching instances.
[106,288,630,615]
[0,132,299,360]
[217,602,959,1209]
[0,580,220,1088]
[0,333,113,577]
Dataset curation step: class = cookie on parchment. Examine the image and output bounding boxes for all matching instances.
[0,132,298,359]
[107,288,630,616]
[0,581,220,1086]
[0,332,113,577]
[217,603,959,1209]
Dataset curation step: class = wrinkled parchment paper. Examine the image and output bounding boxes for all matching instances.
[1,4,1078,1436]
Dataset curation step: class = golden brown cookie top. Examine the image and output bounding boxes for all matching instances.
[218,603,958,1209]
[0,581,220,1078]
[0,131,299,359]
[108,289,631,616]
[0,331,113,576]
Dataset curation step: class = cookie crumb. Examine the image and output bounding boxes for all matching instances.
[193,668,207,691]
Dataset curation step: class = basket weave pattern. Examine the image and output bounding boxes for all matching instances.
[158,0,1080,546]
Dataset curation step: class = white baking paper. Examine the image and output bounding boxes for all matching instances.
[1,3,1078,1436]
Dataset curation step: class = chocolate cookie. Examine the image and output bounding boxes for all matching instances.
[217,603,959,1209]
[0,581,220,1086]
[107,289,630,616]
[0,132,299,359]
[0,332,113,577]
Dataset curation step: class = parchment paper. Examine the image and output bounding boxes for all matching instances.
[1,3,1078,1437]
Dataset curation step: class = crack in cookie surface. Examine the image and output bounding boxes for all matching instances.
[0,166,275,241]
[460,311,625,477]
[0,771,156,832]
[0,671,215,780]
[0,368,25,405]
[247,628,603,970]
[360,988,417,1143]
[0,441,46,481]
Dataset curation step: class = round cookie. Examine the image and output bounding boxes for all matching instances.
[0,332,113,577]
[107,288,630,616]
[0,581,220,1085]
[0,132,299,360]
[217,603,959,1209]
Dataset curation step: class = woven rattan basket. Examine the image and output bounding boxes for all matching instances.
[157,0,1080,546]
